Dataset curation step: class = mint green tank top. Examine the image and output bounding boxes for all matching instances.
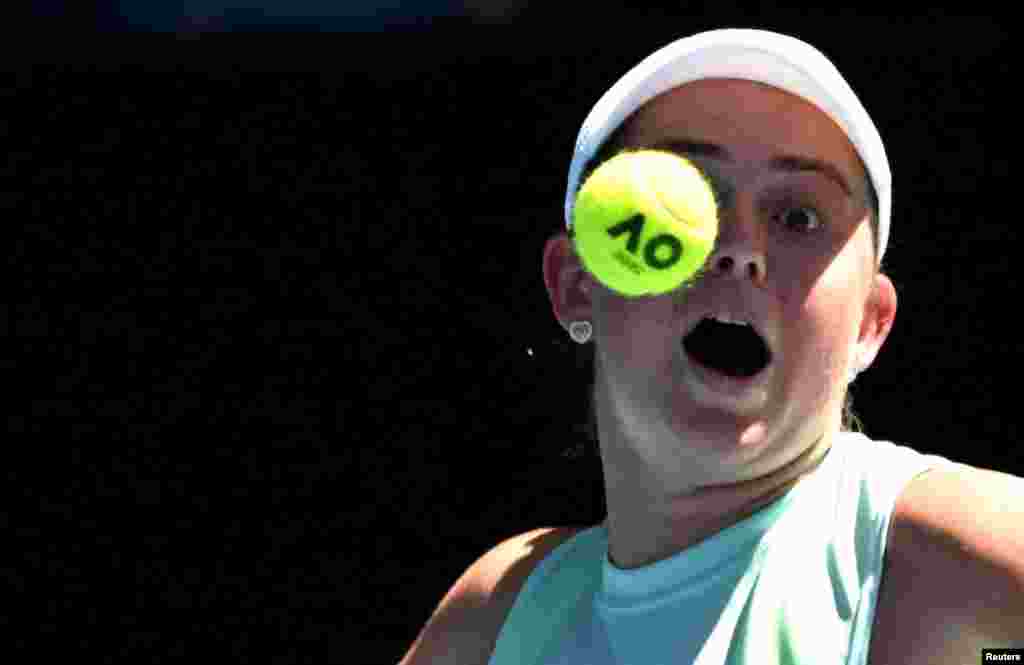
[488,432,959,665]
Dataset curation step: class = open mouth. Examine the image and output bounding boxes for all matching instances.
[682,317,773,378]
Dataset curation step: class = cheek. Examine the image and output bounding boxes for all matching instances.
[592,288,677,368]
[787,264,863,389]
[773,247,841,305]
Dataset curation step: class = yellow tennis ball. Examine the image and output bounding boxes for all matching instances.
[572,150,719,297]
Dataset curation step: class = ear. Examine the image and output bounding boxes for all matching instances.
[542,231,596,332]
[852,272,897,371]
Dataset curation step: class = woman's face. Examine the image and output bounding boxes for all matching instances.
[547,78,896,477]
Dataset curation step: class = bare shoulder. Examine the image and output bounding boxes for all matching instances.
[477,526,587,615]
[398,526,585,665]
[887,463,1024,575]
[869,463,1024,664]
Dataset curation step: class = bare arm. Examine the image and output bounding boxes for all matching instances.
[398,527,580,665]
[871,464,1024,664]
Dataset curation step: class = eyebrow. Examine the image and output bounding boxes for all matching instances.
[649,139,854,197]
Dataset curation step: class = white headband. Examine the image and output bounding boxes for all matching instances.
[564,28,891,267]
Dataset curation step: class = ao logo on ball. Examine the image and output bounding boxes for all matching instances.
[571,150,718,296]
[606,213,683,271]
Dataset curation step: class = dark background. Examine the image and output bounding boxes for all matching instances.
[7,3,1018,662]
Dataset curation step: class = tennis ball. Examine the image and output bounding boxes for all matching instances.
[572,150,719,297]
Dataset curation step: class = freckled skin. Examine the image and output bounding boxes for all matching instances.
[543,78,898,569]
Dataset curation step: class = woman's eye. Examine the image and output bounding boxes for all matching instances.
[776,206,822,233]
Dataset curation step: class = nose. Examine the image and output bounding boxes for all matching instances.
[699,172,768,286]
[705,245,767,285]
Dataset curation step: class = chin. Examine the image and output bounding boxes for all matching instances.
[662,401,775,462]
